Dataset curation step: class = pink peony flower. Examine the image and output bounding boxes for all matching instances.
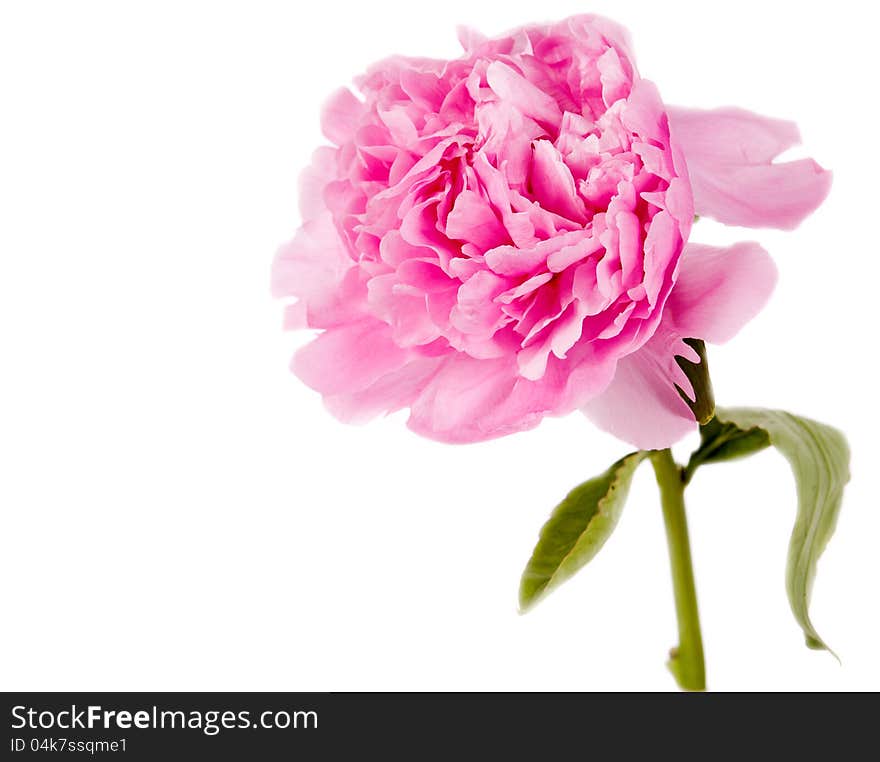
[273,15,830,449]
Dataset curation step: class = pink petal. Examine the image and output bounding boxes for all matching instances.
[396,259,456,293]
[642,210,679,306]
[485,61,563,127]
[668,241,778,344]
[297,147,337,223]
[668,106,831,230]
[283,300,308,330]
[408,345,620,444]
[566,15,636,69]
[445,190,509,250]
[321,88,363,146]
[366,275,441,348]
[485,229,585,276]
[621,79,665,143]
[572,262,611,314]
[324,356,443,424]
[271,213,368,329]
[546,233,603,273]
[498,272,553,304]
[399,68,448,112]
[293,320,412,399]
[449,271,508,337]
[529,140,587,222]
[407,357,522,442]
[405,355,558,442]
[581,326,697,449]
[516,334,556,381]
[272,212,353,301]
[597,47,630,106]
[456,25,488,55]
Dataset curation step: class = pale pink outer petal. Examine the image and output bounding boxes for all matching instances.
[408,350,617,443]
[581,326,697,450]
[293,319,445,425]
[324,355,445,424]
[286,272,445,423]
[292,320,409,397]
[566,14,637,71]
[456,25,488,54]
[407,356,534,442]
[582,240,778,448]
[321,88,363,145]
[271,212,366,329]
[668,106,831,230]
[297,147,338,223]
[667,241,778,344]
[271,212,350,301]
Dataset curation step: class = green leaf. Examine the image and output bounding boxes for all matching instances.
[710,407,851,653]
[519,452,647,612]
[675,338,715,425]
[683,414,770,483]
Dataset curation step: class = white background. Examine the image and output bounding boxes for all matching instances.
[1,0,877,691]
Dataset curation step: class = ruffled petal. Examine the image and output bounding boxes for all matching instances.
[324,355,444,424]
[529,139,587,222]
[321,88,363,146]
[668,241,777,344]
[293,320,411,399]
[271,212,365,329]
[446,190,509,250]
[295,321,445,424]
[408,350,616,443]
[668,106,831,230]
[297,147,338,223]
[485,61,563,128]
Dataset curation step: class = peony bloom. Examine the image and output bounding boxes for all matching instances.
[273,15,830,448]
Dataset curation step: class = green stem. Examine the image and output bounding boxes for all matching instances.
[650,448,706,691]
